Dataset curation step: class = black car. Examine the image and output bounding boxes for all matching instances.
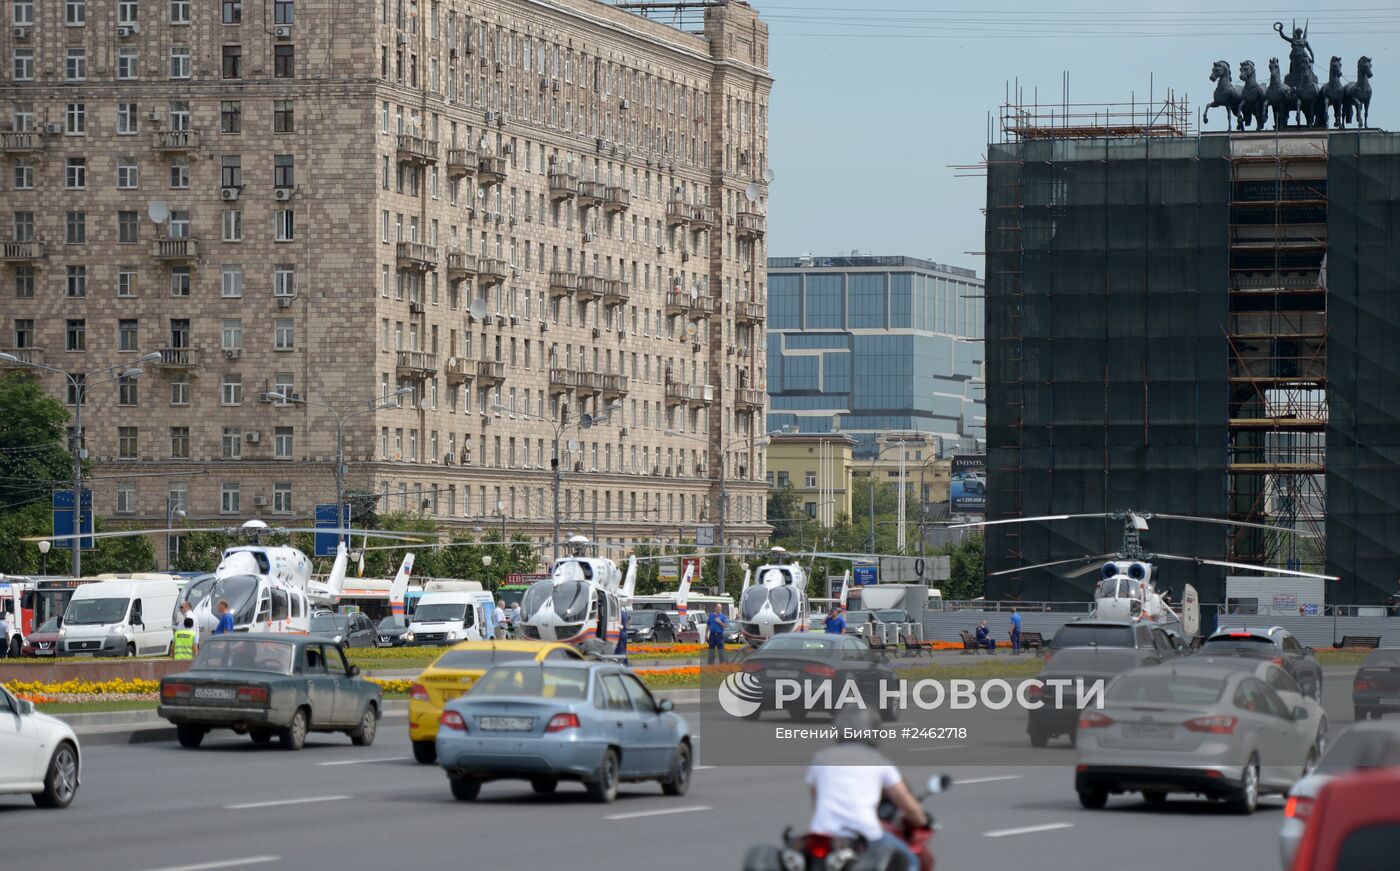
[739,633,898,722]
[309,612,376,649]
[374,615,414,648]
[1353,648,1400,720]
[627,610,679,643]
[1047,620,1184,663]
[1199,625,1323,698]
[1027,646,1161,748]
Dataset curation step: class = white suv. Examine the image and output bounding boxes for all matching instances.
[0,684,81,808]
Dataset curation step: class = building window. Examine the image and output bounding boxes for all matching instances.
[222,264,244,298]
[13,319,34,348]
[169,266,191,297]
[274,0,294,24]
[65,159,86,190]
[117,49,138,80]
[170,426,190,458]
[117,159,139,189]
[12,159,34,190]
[65,212,86,245]
[274,45,294,78]
[221,0,241,24]
[116,482,137,514]
[274,264,296,297]
[221,155,242,188]
[221,101,242,133]
[169,0,190,24]
[274,154,295,188]
[274,318,294,350]
[117,271,135,298]
[118,427,138,458]
[169,210,190,237]
[221,374,243,405]
[169,158,190,189]
[66,319,86,351]
[119,319,139,351]
[14,267,35,298]
[274,426,293,459]
[169,101,190,130]
[221,45,242,79]
[222,319,243,349]
[118,376,138,406]
[65,48,86,81]
[12,49,34,81]
[273,100,294,133]
[222,427,242,459]
[170,46,191,79]
[64,103,85,134]
[118,211,140,243]
[805,472,816,488]
[222,209,242,241]
[65,374,85,405]
[13,0,34,25]
[170,376,189,407]
[221,483,240,514]
[273,372,293,401]
[13,211,34,241]
[274,209,294,241]
[273,482,292,514]
[65,266,87,298]
[65,0,85,25]
[116,102,137,134]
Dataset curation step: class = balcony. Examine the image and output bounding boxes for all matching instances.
[576,181,605,209]
[477,258,507,284]
[600,373,629,398]
[1,130,46,154]
[476,360,504,385]
[666,201,691,227]
[446,250,477,282]
[665,380,713,405]
[548,171,579,201]
[2,240,45,262]
[395,350,438,379]
[152,237,199,261]
[477,156,507,187]
[150,347,200,370]
[602,279,630,307]
[396,133,439,165]
[152,130,201,153]
[0,347,45,366]
[665,290,691,315]
[603,186,631,214]
[549,367,581,394]
[576,275,603,303]
[736,211,766,239]
[549,270,580,299]
[689,204,716,230]
[444,356,474,385]
[735,387,766,411]
[396,241,438,272]
[446,147,478,178]
[735,299,765,324]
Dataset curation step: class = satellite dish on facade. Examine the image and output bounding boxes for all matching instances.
[580,413,594,430]
[147,201,169,224]
[690,284,699,301]
[477,187,486,201]
[479,135,489,151]
[469,298,488,321]
[744,183,760,203]
[686,322,698,338]
[762,167,775,183]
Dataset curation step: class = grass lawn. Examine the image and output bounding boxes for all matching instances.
[36,700,158,714]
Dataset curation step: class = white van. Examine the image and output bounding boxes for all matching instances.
[407,590,495,646]
[60,578,181,657]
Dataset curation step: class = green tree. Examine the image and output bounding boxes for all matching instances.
[940,534,985,600]
[0,373,71,512]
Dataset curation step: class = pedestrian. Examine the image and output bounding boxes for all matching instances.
[706,605,729,665]
[0,612,12,659]
[493,599,507,639]
[974,619,995,653]
[615,609,630,665]
[214,600,235,635]
[481,599,496,640]
[1390,579,1400,617]
[173,617,198,661]
[824,606,846,635]
[1009,607,1022,655]
[510,601,522,632]
[177,601,198,639]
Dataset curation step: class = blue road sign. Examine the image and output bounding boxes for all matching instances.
[52,489,94,550]
[852,564,878,586]
[314,503,351,556]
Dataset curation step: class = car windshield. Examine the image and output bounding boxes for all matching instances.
[630,611,659,626]
[376,616,408,632]
[209,574,259,624]
[874,610,907,623]
[1106,673,1226,705]
[192,638,295,674]
[1201,636,1276,653]
[1053,625,1134,648]
[761,636,838,652]
[64,597,129,626]
[740,585,769,620]
[434,649,543,670]
[552,581,589,621]
[845,611,872,623]
[1315,727,1400,773]
[36,617,59,633]
[1363,650,1400,668]
[310,615,346,633]
[415,602,468,623]
[471,665,588,699]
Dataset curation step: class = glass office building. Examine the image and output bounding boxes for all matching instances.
[766,256,985,458]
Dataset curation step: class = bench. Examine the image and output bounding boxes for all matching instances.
[960,629,994,655]
[1337,635,1381,650]
[899,633,935,658]
[1021,631,1046,654]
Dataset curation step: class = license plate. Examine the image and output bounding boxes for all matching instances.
[479,716,533,732]
[194,687,235,700]
[1124,723,1176,739]
[1380,698,1400,706]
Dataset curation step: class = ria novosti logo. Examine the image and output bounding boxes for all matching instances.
[717,672,765,718]
[713,675,1106,718]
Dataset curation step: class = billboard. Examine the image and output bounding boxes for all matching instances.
[313,502,352,557]
[950,455,986,514]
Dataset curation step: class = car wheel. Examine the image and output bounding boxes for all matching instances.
[1315,717,1329,756]
[32,742,79,809]
[531,777,559,795]
[1142,790,1167,804]
[250,730,273,745]
[1078,788,1108,810]
[450,776,482,801]
[1029,731,1049,749]
[126,643,137,658]
[412,740,438,764]
[279,708,308,751]
[585,749,620,804]
[661,742,692,797]
[350,705,379,746]
[176,724,205,748]
[1227,757,1259,815]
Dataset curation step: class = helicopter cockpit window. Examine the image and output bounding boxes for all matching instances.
[210,574,259,625]
[768,586,800,621]
[181,575,216,609]
[271,589,289,623]
[1095,579,1123,599]
[740,585,769,620]
[521,581,554,619]
[553,581,589,621]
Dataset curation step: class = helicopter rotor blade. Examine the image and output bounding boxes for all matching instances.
[948,513,1112,530]
[1147,514,1321,537]
[988,554,1116,578]
[1151,553,1339,581]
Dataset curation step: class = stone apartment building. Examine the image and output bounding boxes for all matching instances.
[1,0,772,562]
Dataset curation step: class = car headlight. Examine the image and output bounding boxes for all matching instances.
[333,635,343,644]
[446,630,457,640]
[404,632,415,642]
[58,628,66,638]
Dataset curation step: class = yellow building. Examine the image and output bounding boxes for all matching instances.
[849,434,951,507]
[765,433,855,527]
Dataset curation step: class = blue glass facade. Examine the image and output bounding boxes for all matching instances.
[766,256,985,458]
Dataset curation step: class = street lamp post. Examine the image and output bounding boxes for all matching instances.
[481,554,493,590]
[0,351,160,578]
[664,429,772,595]
[268,387,412,543]
[37,539,50,575]
[165,496,187,570]
[865,440,903,556]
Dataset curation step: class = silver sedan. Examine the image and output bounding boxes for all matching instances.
[1076,665,1317,814]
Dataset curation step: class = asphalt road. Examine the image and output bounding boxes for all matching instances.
[4,679,1359,871]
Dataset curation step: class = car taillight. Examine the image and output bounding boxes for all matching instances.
[1284,795,1315,821]
[1355,680,1373,692]
[1272,656,1286,667]
[545,713,580,733]
[162,682,191,700]
[1026,683,1044,701]
[410,682,430,701]
[740,660,763,673]
[802,663,836,678]
[1042,651,1054,666]
[1184,715,1237,734]
[439,710,467,731]
[237,686,268,703]
[1078,712,1114,729]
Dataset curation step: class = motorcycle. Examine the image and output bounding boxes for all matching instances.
[743,774,952,871]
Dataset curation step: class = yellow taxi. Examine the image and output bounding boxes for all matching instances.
[409,640,584,763]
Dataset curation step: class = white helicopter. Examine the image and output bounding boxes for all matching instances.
[517,535,641,654]
[735,546,814,645]
[955,511,1337,638]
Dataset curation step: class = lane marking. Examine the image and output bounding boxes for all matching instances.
[136,858,279,871]
[225,795,352,810]
[906,744,969,753]
[605,805,713,821]
[316,757,410,767]
[954,775,1023,785]
[693,765,717,770]
[983,822,1074,838]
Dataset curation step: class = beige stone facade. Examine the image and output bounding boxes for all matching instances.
[2,0,771,563]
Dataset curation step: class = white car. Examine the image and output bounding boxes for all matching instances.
[1190,657,1329,754]
[0,683,81,808]
[1278,721,1400,868]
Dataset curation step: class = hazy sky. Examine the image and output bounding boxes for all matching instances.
[761,1,1395,274]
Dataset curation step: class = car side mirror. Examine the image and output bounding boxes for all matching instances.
[1293,706,1308,721]
[657,699,674,713]
[348,665,361,677]
[17,699,34,716]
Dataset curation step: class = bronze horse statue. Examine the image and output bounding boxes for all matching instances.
[1322,56,1348,128]
[1265,57,1298,130]
[1204,60,1243,130]
[1295,59,1325,127]
[1345,56,1374,128]
[1238,60,1268,131]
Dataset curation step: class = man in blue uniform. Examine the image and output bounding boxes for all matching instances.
[706,605,729,665]
[824,606,846,635]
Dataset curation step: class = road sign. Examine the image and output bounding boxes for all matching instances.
[658,557,680,584]
[852,564,878,586]
[51,490,94,550]
[681,556,702,584]
[695,525,715,547]
[314,503,352,557]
